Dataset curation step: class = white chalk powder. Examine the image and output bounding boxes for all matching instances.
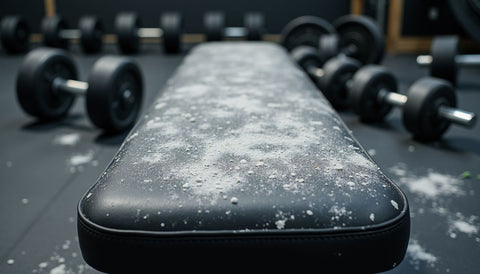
[53,133,80,146]
[448,213,479,237]
[137,44,385,200]
[407,240,438,268]
[390,163,464,199]
[68,150,95,166]
[49,264,66,274]
[453,220,478,235]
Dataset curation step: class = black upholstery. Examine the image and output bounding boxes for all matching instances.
[77,42,410,273]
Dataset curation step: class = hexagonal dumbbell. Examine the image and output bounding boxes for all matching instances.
[318,15,385,65]
[115,12,183,54]
[0,15,30,54]
[42,15,104,53]
[416,35,480,85]
[203,11,266,41]
[16,48,143,133]
[348,65,476,141]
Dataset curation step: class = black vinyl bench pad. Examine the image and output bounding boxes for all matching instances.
[77,42,409,273]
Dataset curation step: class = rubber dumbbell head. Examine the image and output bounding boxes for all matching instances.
[0,15,30,53]
[281,15,336,52]
[290,45,361,110]
[402,77,458,141]
[16,48,77,119]
[116,12,141,53]
[78,16,104,53]
[332,15,385,65]
[317,56,361,110]
[244,12,266,41]
[290,45,326,81]
[42,16,69,49]
[161,12,184,53]
[86,56,143,132]
[319,34,340,61]
[348,65,397,122]
[204,11,225,41]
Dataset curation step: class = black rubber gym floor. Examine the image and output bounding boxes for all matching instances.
[0,43,479,273]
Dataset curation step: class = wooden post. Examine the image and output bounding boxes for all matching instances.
[350,0,365,15]
[386,0,403,53]
[45,0,56,17]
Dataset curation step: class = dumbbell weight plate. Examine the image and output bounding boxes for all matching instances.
[290,45,326,82]
[244,12,266,41]
[403,77,456,141]
[79,16,104,53]
[115,12,141,54]
[160,12,183,53]
[348,65,397,122]
[86,56,143,133]
[204,11,225,41]
[319,34,340,61]
[333,15,385,65]
[317,56,361,110]
[0,15,30,53]
[16,48,77,120]
[281,16,336,52]
[42,16,69,49]
[430,36,458,85]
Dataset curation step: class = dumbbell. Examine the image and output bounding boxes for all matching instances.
[416,35,480,85]
[42,15,104,53]
[291,45,361,109]
[282,15,380,109]
[281,15,336,52]
[16,48,143,133]
[348,65,476,141]
[115,12,183,54]
[0,15,30,54]
[204,11,266,41]
[281,15,384,66]
[318,15,385,65]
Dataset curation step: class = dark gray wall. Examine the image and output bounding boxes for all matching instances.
[0,0,350,33]
[401,0,465,36]
[0,0,468,38]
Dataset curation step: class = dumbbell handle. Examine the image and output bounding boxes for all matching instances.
[416,54,480,68]
[306,66,325,78]
[137,28,163,38]
[223,27,248,38]
[53,78,88,96]
[59,29,82,40]
[378,89,476,128]
[53,77,136,104]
